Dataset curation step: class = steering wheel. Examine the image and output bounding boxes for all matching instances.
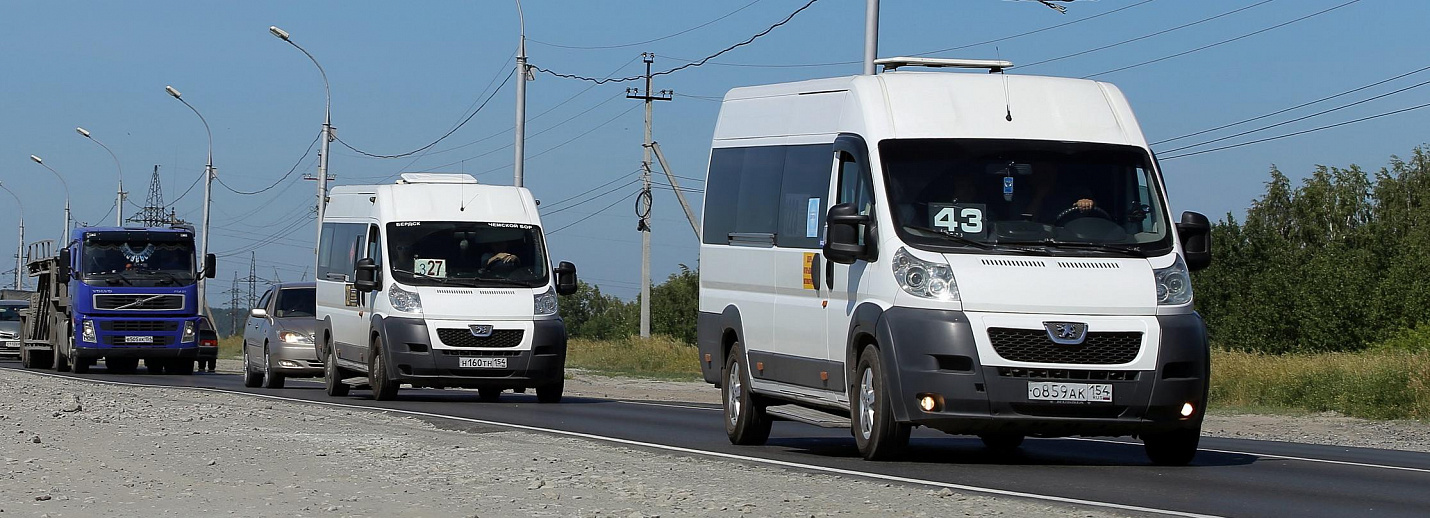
[1054,205,1114,225]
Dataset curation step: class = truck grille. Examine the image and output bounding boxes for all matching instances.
[988,328,1142,365]
[94,294,184,311]
[436,329,524,348]
[104,336,175,346]
[100,320,180,332]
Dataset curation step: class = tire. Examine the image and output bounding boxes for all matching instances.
[722,342,771,446]
[53,347,70,373]
[21,349,44,369]
[979,434,1025,452]
[1143,427,1200,466]
[852,346,910,460]
[536,379,563,404]
[323,347,350,397]
[368,336,399,401]
[242,345,262,387]
[107,357,138,374]
[72,357,91,374]
[169,358,194,375]
[260,344,285,389]
[478,388,502,402]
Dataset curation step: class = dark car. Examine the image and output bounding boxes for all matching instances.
[195,316,218,372]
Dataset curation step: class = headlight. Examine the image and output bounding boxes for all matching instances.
[388,283,423,313]
[1155,255,1194,305]
[182,321,197,343]
[0,331,15,339]
[533,286,558,316]
[279,330,314,345]
[892,247,959,301]
[81,320,97,342]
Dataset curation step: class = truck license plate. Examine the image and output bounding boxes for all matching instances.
[1027,382,1112,402]
[123,336,155,344]
[459,357,506,369]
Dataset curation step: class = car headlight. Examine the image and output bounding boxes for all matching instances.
[81,320,97,343]
[0,331,15,339]
[388,283,423,313]
[279,330,314,345]
[533,286,558,316]
[892,247,959,301]
[1155,255,1194,305]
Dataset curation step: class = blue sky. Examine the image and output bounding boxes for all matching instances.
[1,0,1427,300]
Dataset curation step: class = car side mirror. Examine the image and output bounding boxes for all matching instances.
[1176,211,1212,272]
[354,258,381,293]
[57,248,71,283]
[823,202,870,265]
[554,261,578,296]
[250,308,268,319]
[204,253,217,279]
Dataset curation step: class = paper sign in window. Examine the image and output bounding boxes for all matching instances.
[414,258,447,278]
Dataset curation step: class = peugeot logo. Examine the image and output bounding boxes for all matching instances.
[1044,322,1088,345]
[468,324,495,338]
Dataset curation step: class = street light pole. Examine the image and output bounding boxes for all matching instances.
[165,85,216,320]
[75,127,125,227]
[0,183,25,290]
[513,0,528,187]
[864,0,879,75]
[270,25,333,262]
[28,155,71,245]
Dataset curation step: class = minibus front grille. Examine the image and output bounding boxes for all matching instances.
[436,329,525,348]
[988,328,1141,365]
[997,367,1140,381]
[440,350,522,357]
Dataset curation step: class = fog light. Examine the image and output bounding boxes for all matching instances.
[279,360,301,368]
[917,393,943,412]
[1180,402,1195,417]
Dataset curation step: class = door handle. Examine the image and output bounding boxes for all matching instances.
[824,259,834,290]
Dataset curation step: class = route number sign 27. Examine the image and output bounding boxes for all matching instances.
[929,203,987,238]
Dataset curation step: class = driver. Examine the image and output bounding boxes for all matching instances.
[481,240,521,273]
[1014,162,1097,223]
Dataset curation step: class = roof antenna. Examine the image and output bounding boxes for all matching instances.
[997,46,1013,122]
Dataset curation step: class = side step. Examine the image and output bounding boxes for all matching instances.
[340,377,370,389]
[765,404,851,429]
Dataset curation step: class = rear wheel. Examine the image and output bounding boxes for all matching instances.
[536,379,563,404]
[368,337,399,401]
[1143,427,1200,466]
[52,347,70,372]
[260,344,285,389]
[852,346,910,460]
[323,347,350,397]
[722,342,771,445]
[242,345,262,387]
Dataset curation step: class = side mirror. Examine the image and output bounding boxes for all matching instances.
[354,258,380,293]
[823,202,870,265]
[1176,211,1212,272]
[57,248,71,283]
[554,261,578,296]
[203,253,217,279]
[250,308,268,319]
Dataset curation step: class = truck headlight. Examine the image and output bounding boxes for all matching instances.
[388,283,422,313]
[533,286,558,316]
[81,320,97,343]
[182,321,197,343]
[892,247,959,301]
[1155,256,1194,305]
[279,330,314,345]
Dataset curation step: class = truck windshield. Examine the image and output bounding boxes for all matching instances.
[386,221,549,289]
[880,139,1173,256]
[81,238,196,287]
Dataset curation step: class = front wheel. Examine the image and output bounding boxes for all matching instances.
[242,345,262,387]
[536,379,563,404]
[368,337,399,401]
[53,347,70,373]
[260,345,285,389]
[852,346,910,460]
[722,342,771,445]
[1143,427,1200,466]
[323,347,350,397]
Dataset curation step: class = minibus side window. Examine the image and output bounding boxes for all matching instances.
[837,152,874,246]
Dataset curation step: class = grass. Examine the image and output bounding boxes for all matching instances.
[217,336,243,360]
[1210,348,1430,420]
[565,335,703,381]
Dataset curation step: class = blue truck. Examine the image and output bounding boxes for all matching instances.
[20,226,215,374]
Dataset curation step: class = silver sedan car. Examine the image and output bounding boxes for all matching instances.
[0,300,25,361]
[242,282,319,388]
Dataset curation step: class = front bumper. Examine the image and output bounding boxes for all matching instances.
[376,316,568,389]
[0,339,20,359]
[878,307,1208,437]
[270,343,323,376]
[75,316,202,359]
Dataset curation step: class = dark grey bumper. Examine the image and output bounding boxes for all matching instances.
[377,317,568,389]
[73,346,199,360]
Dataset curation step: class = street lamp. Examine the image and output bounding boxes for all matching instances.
[0,182,25,290]
[75,127,125,227]
[28,155,71,245]
[165,84,216,319]
[269,25,333,259]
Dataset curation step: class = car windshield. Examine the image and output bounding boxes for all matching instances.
[81,236,196,287]
[274,288,316,318]
[386,221,549,288]
[0,305,21,321]
[880,139,1173,256]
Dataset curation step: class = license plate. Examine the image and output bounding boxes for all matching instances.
[123,336,155,344]
[1028,382,1112,402]
[459,357,506,369]
[2,341,17,349]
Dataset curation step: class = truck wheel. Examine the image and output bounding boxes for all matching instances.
[478,388,502,402]
[368,336,399,401]
[723,342,771,445]
[72,357,91,374]
[1143,427,1200,466]
[260,344,285,389]
[852,346,910,460]
[53,348,70,373]
[107,358,138,374]
[536,379,563,404]
[323,347,349,397]
[242,346,262,387]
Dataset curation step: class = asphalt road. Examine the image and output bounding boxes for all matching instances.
[6,362,1428,518]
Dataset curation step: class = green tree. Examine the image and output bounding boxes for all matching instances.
[650,264,699,344]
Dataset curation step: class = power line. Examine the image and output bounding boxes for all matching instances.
[1159,101,1430,160]
[529,0,764,50]
[548,190,639,234]
[213,134,320,196]
[1019,0,1275,70]
[333,68,515,159]
[1083,0,1365,78]
[417,91,628,174]
[540,167,644,210]
[469,103,643,178]
[543,178,642,216]
[531,0,822,84]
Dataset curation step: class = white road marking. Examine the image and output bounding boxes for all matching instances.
[1070,437,1430,475]
[9,368,1219,518]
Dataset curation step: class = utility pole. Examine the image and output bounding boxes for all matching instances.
[226,271,243,336]
[238,252,259,310]
[626,53,672,339]
[513,0,529,187]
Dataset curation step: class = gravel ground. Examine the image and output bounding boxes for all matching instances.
[0,366,1128,518]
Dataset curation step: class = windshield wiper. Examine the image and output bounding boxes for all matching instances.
[131,270,188,286]
[90,272,134,286]
[391,268,454,285]
[1004,239,1142,255]
[471,276,538,288]
[903,226,1047,255]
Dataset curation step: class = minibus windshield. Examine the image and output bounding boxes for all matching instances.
[880,139,1173,256]
[386,221,549,288]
